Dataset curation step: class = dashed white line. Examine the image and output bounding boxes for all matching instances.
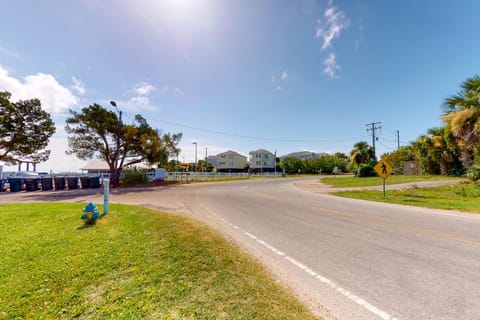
[207,209,399,320]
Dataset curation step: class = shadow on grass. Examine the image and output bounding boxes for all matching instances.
[76,224,96,230]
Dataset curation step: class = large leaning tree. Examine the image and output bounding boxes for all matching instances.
[65,103,182,186]
[0,91,55,164]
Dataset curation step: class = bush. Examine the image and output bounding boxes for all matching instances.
[467,164,480,182]
[356,161,377,177]
[121,170,148,187]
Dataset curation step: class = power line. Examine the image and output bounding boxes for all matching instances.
[377,139,396,150]
[366,122,381,158]
[122,111,365,144]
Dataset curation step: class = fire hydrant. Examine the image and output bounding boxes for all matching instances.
[81,202,99,225]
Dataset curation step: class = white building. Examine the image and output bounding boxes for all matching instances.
[249,149,275,173]
[215,150,247,172]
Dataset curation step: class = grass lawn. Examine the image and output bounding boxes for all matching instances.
[322,175,459,188]
[0,203,318,319]
[335,182,480,213]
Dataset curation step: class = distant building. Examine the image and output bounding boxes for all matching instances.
[81,160,110,174]
[207,155,218,169]
[215,150,247,172]
[280,151,327,161]
[403,161,421,175]
[249,149,275,173]
[80,160,153,175]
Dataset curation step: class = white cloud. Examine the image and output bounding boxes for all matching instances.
[322,53,339,78]
[315,0,349,50]
[272,70,288,91]
[116,81,159,111]
[71,76,86,95]
[35,126,87,173]
[133,82,155,95]
[174,87,184,96]
[0,65,78,113]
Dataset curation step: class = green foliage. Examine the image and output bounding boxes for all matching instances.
[282,157,304,174]
[0,203,316,319]
[65,104,181,185]
[466,152,480,181]
[281,154,348,175]
[356,161,377,177]
[121,169,149,186]
[466,165,480,182]
[381,146,415,175]
[323,175,457,188]
[335,182,480,213]
[0,91,55,163]
[349,141,375,168]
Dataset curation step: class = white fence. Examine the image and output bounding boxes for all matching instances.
[163,172,250,182]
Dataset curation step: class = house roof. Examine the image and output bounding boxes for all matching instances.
[216,150,247,158]
[81,160,152,171]
[249,149,273,154]
[81,160,110,170]
[282,151,329,158]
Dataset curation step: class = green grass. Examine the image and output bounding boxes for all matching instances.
[322,175,458,188]
[335,182,480,213]
[0,203,318,320]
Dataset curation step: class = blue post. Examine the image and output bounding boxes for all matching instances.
[103,178,110,215]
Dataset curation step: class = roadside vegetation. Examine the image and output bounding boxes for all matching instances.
[0,203,318,320]
[334,182,480,213]
[321,175,459,188]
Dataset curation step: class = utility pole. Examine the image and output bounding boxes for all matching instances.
[205,147,208,172]
[192,142,197,172]
[396,130,400,150]
[366,122,381,159]
[110,101,122,187]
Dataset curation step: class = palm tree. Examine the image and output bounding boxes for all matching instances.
[442,75,480,154]
[349,141,375,167]
[412,127,460,175]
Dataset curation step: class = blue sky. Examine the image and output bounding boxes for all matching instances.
[1,0,480,172]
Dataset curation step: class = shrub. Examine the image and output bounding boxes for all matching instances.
[121,170,148,186]
[356,161,377,177]
[467,164,480,182]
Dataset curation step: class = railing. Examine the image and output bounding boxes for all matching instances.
[165,172,249,182]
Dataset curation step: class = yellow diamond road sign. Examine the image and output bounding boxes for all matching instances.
[374,160,392,180]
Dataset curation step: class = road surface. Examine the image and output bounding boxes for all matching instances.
[2,177,480,320]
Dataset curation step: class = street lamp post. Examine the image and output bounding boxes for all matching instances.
[193,142,197,172]
[110,101,122,186]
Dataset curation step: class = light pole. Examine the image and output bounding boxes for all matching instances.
[193,142,197,172]
[110,101,122,186]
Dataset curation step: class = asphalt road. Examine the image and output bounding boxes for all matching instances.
[2,177,480,320]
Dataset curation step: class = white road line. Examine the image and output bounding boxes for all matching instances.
[207,208,399,320]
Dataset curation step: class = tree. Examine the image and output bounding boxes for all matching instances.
[381,146,415,175]
[0,91,55,164]
[349,141,375,167]
[282,157,303,174]
[442,75,480,162]
[65,103,181,186]
[412,127,462,175]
